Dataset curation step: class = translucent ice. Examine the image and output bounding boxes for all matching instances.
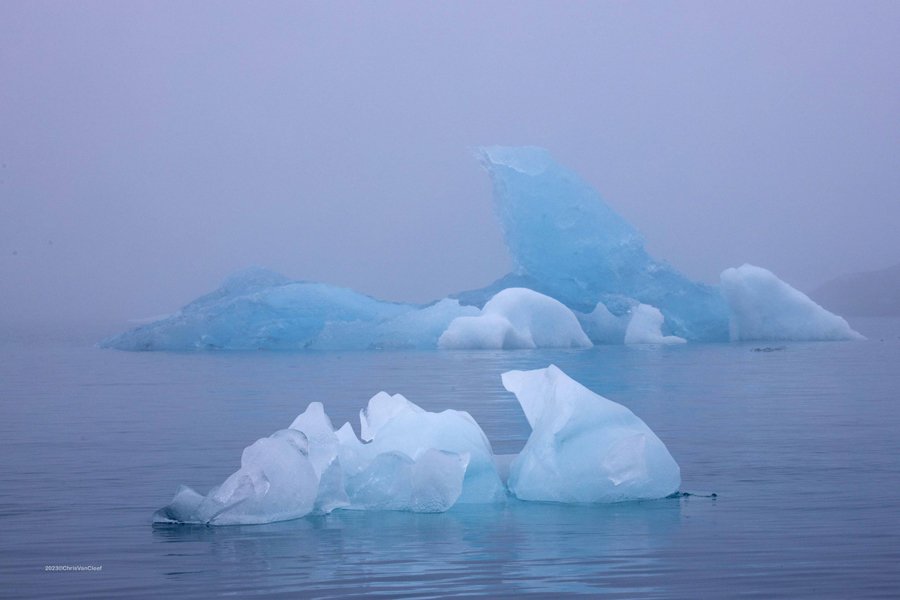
[624,304,687,345]
[343,449,469,513]
[154,367,682,525]
[438,288,592,349]
[289,402,349,514]
[576,301,631,345]
[104,267,474,351]
[503,365,681,503]
[350,391,505,504]
[153,428,318,525]
[721,264,864,341]
[469,146,731,342]
[111,148,862,351]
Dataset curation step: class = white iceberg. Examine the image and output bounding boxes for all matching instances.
[289,402,350,514]
[576,301,630,344]
[438,288,592,349]
[343,448,469,513]
[349,391,505,504]
[503,365,681,503]
[624,304,687,345]
[153,428,319,525]
[721,264,864,341]
[154,366,680,525]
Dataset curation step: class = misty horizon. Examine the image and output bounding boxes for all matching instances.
[2,2,898,330]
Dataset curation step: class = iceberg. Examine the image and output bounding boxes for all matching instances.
[460,146,731,342]
[108,147,862,351]
[624,304,687,345]
[721,264,865,341]
[152,428,319,525]
[576,301,631,345]
[503,365,681,503]
[347,391,505,504]
[103,267,476,351]
[154,366,679,525]
[438,288,592,349]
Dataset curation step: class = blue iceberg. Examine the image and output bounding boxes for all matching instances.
[103,267,476,351]
[504,365,681,503]
[456,146,730,341]
[107,147,861,351]
[153,366,679,525]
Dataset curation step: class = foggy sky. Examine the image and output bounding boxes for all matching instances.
[2,1,899,330]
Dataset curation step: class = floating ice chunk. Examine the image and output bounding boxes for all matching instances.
[359,392,425,442]
[353,392,506,503]
[344,449,469,513]
[721,264,865,341]
[154,367,685,525]
[439,288,592,349]
[577,301,631,344]
[474,146,731,341]
[289,402,349,514]
[437,313,531,349]
[502,365,681,503]
[103,271,410,351]
[290,402,338,476]
[624,304,687,345]
[154,428,318,525]
[310,299,479,350]
[104,267,480,351]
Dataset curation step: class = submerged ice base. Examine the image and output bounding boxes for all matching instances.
[154,366,680,525]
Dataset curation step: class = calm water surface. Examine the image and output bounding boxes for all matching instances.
[2,319,899,598]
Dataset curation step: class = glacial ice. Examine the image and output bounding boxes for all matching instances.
[154,366,678,525]
[350,391,505,504]
[721,264,865,341]
[109,147,863,351]
[103,267,475,351]
[624,304,687,345]
[466,146,731,342]
[438,287,592,349]
[153,428,319,525]
[576,301,631,345]
[503,365,681,503]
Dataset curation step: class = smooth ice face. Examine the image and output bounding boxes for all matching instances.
[310,299,480,350]
[721,264,864,341]
[350,392,506,504]
[344,448,469,513]
[474,146,731,342]
[576,301,631,344]
[359,392,425,442]
[503,365,681,503]
[624,304,687,345]
[438,287,592,349]
[153,428,319,525]
[289,402,350,514]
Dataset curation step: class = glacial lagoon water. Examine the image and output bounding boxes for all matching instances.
[2,318,900,598]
